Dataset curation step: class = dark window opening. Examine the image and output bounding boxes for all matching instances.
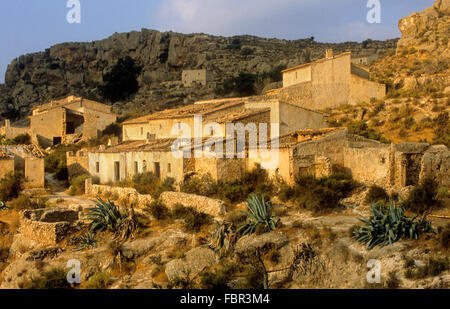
[114,161,120,182]
[154,162,161,178]
[53,137,62,145]
[96,162,100,173]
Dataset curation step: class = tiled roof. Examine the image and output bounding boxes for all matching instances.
[123,99,246,124]
[281,51,351,73]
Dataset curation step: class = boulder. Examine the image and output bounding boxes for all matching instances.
[165,247,217,282]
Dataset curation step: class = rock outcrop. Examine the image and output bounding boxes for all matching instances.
[0,30,396,120]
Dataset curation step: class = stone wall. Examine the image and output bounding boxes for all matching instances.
[160,191,226,217]
[85,180,153,209]
[67,149,90,178]
[18,208,79,246]
[0,158,15,179]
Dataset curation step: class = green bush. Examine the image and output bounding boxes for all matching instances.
[402,177,440,214]
[85,272,110,289]
[181,165,274,204]
[99,56,142,103]
[171,205,212,233]
[365,185,390,204]
[68,174,90,196]
[405,257,449,279]
[0,172,25,201]
[440,224,450,250]
[12,133,31,145]
[183,208,213,233]
[26,268,73,289]
[129,173,175,199]
[347,121,389,143]
[281,173,356,214]
[146,200,171,220]
[11,195,50,210]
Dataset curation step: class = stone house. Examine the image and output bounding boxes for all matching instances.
[182,69,212,87]
[252,128,450,190]
[351,54,379,66]
[0,144,45,188]
[90,95,329,184]
[28,95,118,148]
[279,50,386,109]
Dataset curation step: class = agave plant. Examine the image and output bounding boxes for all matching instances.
[86,198,124,232]
[353,201,433,250]
[75,232,99,251]
[237,194,279,237]
[209,221,236,254]
[0,201,10,211]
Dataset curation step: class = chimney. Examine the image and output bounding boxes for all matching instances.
[325,49,334,59]
[108,136,119,147]
[146,133,156,144]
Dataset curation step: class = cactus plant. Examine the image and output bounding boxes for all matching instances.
[86,198,124,232]
[353,202,433,249]
[237,194,279,236]
[75,232,99,251]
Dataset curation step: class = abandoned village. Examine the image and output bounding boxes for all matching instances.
[0,0,449,290]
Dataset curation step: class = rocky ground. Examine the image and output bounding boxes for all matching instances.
[0,184,448,290]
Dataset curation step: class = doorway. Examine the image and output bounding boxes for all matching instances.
[114,161,120,182]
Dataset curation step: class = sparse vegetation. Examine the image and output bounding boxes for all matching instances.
[181,165,274,204]
[365,185,390,204]
[402,177,440,214]
[279,173,356,214]
[0,172,25,202]
[68,174,90,196]
[146,200,171,220]
[118,172,175,199]
[85,272,111,289]
[25,268,73,289]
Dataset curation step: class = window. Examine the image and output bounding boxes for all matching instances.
[154,162,161,178]
[96,162,100,173]
[134,161,138,174]
[143,160,147,172]
[168,163,172,173]
[140,127,144,135]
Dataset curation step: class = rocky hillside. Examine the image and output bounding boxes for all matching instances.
[0,30,396,120]
[370,0,450,96]
[328,0,450,146]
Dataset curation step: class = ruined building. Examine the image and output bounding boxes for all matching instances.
[276,50,386,109]
[182,69,212,87]
[1,95,118,148]
[87,96,328,184]
[0,144,45,188]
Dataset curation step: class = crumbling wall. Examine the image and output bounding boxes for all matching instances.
[18,208,79,246]
[419,145,450,188]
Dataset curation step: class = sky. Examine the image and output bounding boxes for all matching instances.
[0,0,434,83]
